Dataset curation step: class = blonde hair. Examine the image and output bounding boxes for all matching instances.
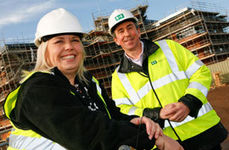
[22,40,88,84]
[34,41,52,71]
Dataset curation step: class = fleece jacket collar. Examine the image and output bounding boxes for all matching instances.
[118,39,159,73]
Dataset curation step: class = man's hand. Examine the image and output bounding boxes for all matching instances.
[160,102,190,122]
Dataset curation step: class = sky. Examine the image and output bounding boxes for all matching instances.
[0,0,228,43]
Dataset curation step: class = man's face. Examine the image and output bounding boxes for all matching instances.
[113,21,141,51]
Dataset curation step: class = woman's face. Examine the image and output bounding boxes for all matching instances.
[46,34,84,75]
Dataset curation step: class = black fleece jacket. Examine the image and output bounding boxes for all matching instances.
[9,67,155,150]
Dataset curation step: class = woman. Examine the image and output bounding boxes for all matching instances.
[4,8,183,150]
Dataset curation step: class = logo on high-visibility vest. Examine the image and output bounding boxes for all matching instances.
[151,60,157,65]
[115,14,124,21]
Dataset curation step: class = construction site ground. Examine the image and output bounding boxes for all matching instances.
[207,84,229,149]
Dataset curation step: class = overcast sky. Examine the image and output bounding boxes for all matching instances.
[0,0,228,43]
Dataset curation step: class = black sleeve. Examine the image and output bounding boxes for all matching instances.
[143,107,164,128]
[142,94,202,125]
[10,74,155,150]
[178,94,203,117]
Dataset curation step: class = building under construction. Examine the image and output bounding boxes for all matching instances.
[0,42,37,147]
[84,2,229,97]
[0,1,229,147]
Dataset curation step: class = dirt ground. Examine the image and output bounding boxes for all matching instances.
[207,85,229,149]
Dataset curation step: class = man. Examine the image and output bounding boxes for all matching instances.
[109,9,228,150]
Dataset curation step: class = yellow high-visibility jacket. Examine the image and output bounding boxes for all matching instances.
[112,39,227,146]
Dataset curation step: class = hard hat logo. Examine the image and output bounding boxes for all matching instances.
[115,14,124,21]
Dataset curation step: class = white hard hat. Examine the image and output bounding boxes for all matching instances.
[34,8,85,47]
[108,9,138,34]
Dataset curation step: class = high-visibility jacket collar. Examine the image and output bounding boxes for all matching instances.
[118,39,159,73]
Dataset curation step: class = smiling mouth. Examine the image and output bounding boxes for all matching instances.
[62,55,75,60]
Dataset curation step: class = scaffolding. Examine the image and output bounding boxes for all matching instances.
[0,41,37,143]
[84,2,229,97]
[84,5,150,96]
[145,1,229,64]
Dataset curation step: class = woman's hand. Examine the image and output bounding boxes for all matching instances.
[130,116,163,140]
[155,134,184,150]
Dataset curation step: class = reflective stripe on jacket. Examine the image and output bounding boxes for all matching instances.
[4,71,110,150]
[112,39,220,140]
[92,77,111,119]
[8,128,65,150]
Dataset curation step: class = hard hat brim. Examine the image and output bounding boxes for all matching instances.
[35,32,87,47]
[41,32,85,42]
[110,18,137,34]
